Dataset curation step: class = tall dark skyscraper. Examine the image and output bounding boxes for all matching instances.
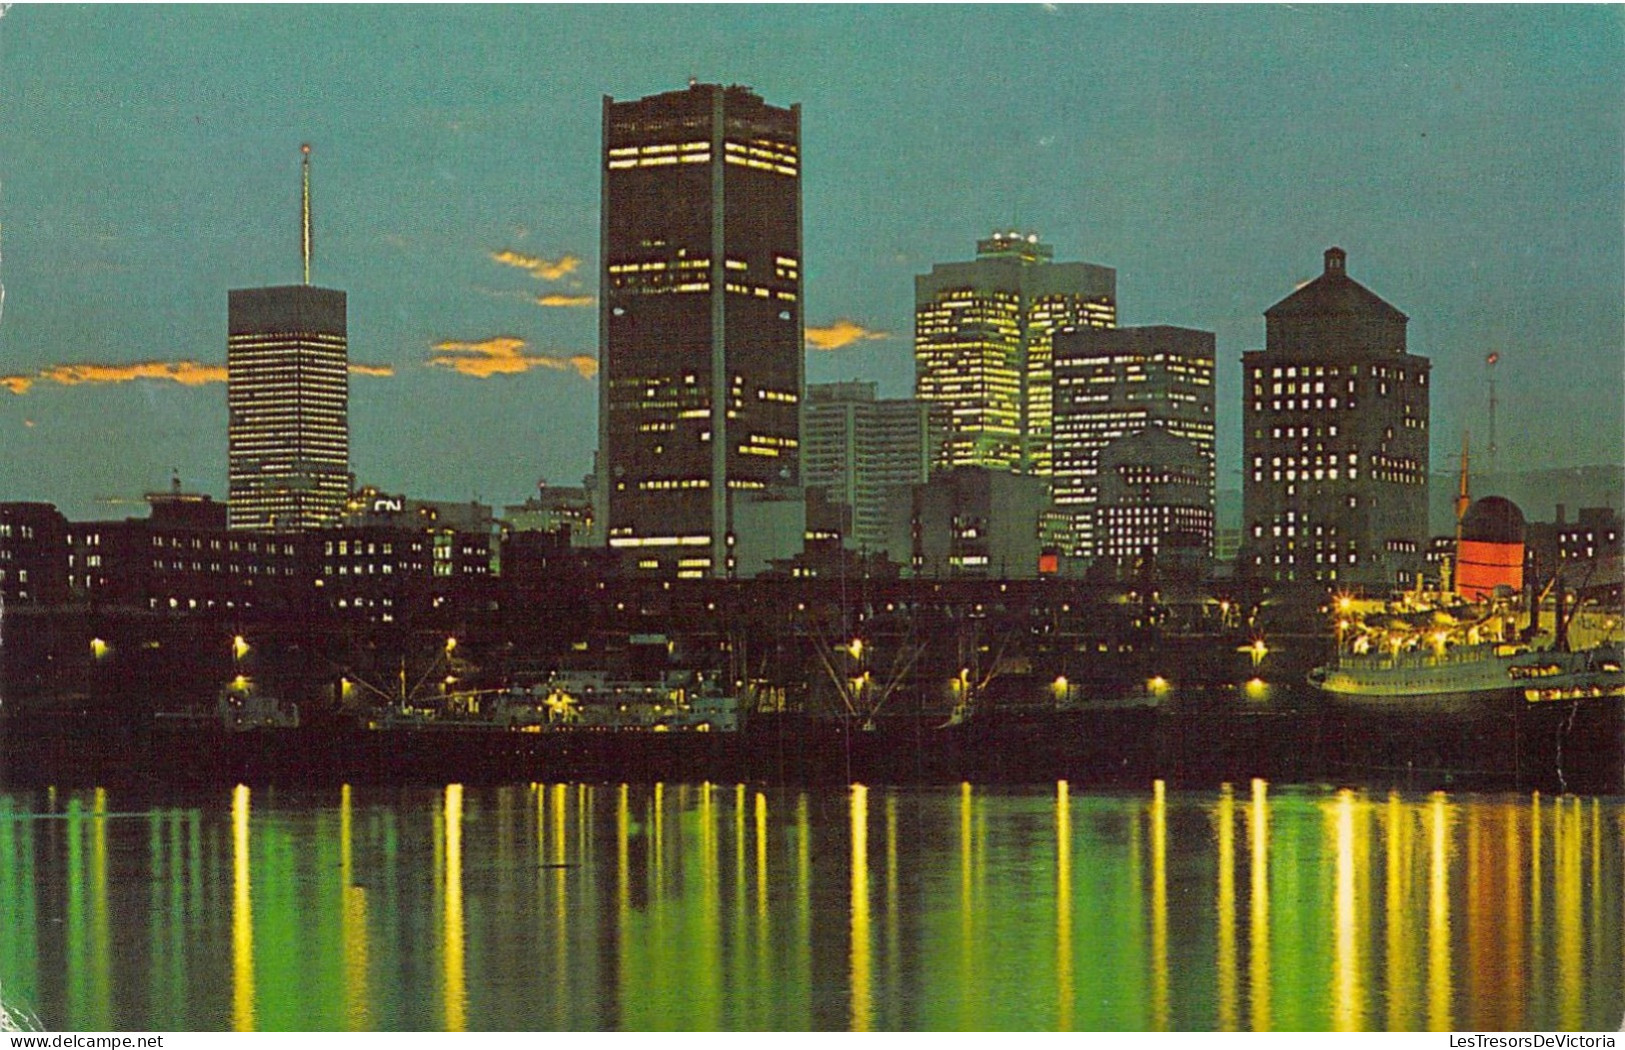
[1242,247,1430,588]
[598,83,803,579]
[227,145,349,531]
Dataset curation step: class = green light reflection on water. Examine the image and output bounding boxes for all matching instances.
[0,783,1621,1031]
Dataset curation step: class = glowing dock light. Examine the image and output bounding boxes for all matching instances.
[90,637,109,659]
[445,636,458,653]
[1241,638,1269,667]
[232,635,249,660]
[847,638,864,660]
[1148,675,1170,695]
[1245,678,1269,700]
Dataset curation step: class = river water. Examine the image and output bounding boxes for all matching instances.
[0,782,1621,1032]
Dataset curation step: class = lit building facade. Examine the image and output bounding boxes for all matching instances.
[599,82,803,578]
[1094,428,1215,563]
[1051,325,1215,559]
[914,233,1115,476]
[803,381,944,556]
[227,284,349,531]
[1242,247,1430,588]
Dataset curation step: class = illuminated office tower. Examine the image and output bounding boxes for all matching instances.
[227,145,348,531]
[1242,247,1430,588]
[803,381,944,556]
[1051,325,1215,559]
[599,82,803,578]
[914,232,1115,476]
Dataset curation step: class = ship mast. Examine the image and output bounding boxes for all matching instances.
[1446,430,1470,592]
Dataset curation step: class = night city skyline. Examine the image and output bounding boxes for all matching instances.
[0,5,1620,522]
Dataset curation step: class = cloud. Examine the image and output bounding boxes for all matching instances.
[805,319,892,351]
[491,249,581,281]
[536,293,595,308]
[0,358,393,394]
[39,360,227,387]
[430,337,597,380]
[4,361,222,394]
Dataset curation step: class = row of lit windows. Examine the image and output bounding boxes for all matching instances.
[637,479,710,491]
[607,258,711,274]
[723,282,793,300]
[1256,398,1351,413]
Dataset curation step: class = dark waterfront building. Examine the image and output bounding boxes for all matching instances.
[887,466,1047,578]
[227,146,349,532]
[914,232,1116,477]
[599,83,804,579]
[55,487,489,623]
[1052,325,1216,560]
[0,502,69,606]
[1242,248,1430,590]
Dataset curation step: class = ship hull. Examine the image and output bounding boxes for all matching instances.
[1320,688,1622,794]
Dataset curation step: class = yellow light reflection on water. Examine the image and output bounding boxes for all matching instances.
[1556,797,1581,1032]
[89,788,109,1031]
[1057,780,1073,1032]
[1427,792,1452,1032]
[616,783,630,915]
[959,782,974,1028]
[1531,792,1544,1019]
[1590,800,1602,1001]
[1385,792,1415,1031]
[1248,778,1270,1033]
[1504,798,1526,1031]
[699,782,720,1029]
[231,785,254,1032]
[735,784,746,890]
[1332,789,1361,1031]
[849,784,871,1032]
[1150,779,1168,1031]
[442,784,466,1032]
[340,784,371,1030]
[1216,784,1236,1032]
[653,782,665,895]
[755,791,768,918]
[796,792,811,1019]
[755,790,771,1019]
[885,792,899,1008]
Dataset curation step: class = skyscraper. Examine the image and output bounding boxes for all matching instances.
[227,145,348,532]
[1051,325,1215,559]
[914,233,1115,476]
[1242,247,1430,588]
[803,381,944,556]
[599,83,803,578]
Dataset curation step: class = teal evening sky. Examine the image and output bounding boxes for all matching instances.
[0,5,1619,518]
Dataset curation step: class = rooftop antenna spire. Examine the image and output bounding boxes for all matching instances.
[1485,351,1500,481]
[300,143,312,285]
